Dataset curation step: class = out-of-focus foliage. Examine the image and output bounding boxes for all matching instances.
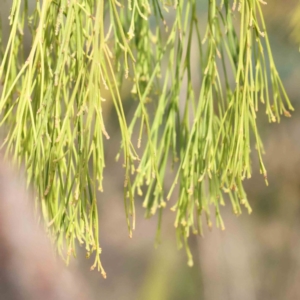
[291,2,300,44]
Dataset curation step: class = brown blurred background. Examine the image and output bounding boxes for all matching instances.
[1,1,300,299]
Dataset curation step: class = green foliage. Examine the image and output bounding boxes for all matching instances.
[0,0,294,275]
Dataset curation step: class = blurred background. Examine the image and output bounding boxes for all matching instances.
[1,1,300,299]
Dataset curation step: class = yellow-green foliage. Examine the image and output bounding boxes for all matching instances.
[0,0,294,275]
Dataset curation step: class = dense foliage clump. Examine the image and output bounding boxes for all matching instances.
[0,0,294,275]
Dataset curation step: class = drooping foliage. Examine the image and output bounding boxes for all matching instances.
[0,0,294,276]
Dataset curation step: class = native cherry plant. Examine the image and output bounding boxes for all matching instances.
[0,0,294,277]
